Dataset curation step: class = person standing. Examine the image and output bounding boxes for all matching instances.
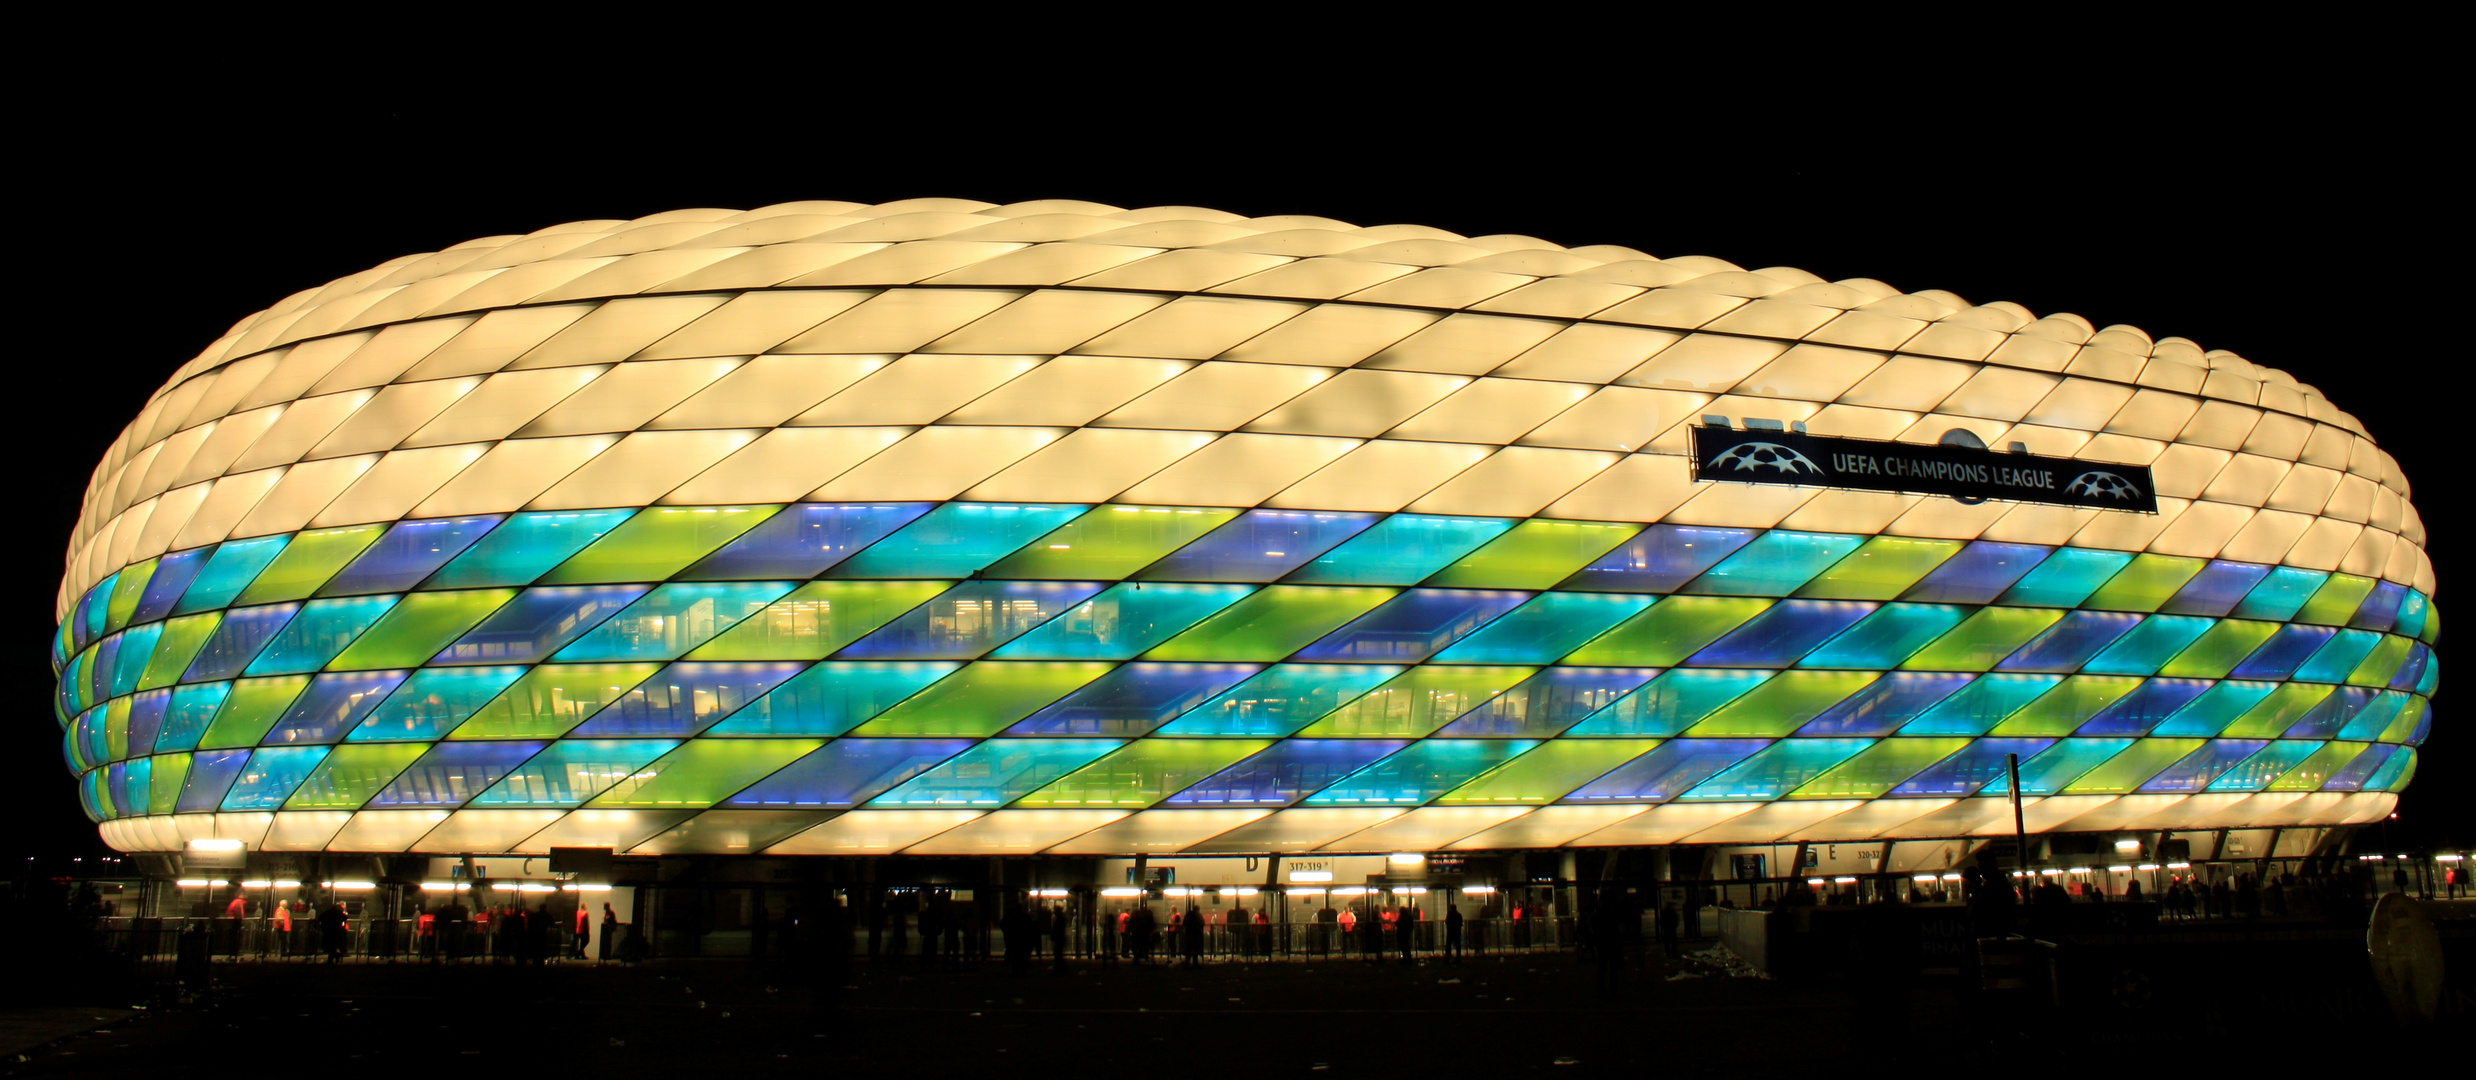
[1398,902,1418,964]
[600,902,618,961]
[317,901,348,964]
[573,903,590,960]
[750,896,771,962]
[272,900,293,959]
[1444,902,1463,965]
[1048,902,1069,974]
[1254,908,1272,960]
[1181,902,1205,967]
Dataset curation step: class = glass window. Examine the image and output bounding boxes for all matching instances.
[2227,623,2339,680]
[1563,739,1767,802]
[198,676,312,748]
[1899,674,2064,736]
[284,743,427,809]
[1688,600,1875,667]
[678,502,934,580]
[2081,615,2216,676]
[2292,629,2383,684]
[433,585,647,666]
[826,503,1091,579]
[1981,738,2134,795]
[175,748,250,812]
[1300,666,1540,738]
[2082,554,2209,613]
[1003,663,1262,736]
[2158,560,2272,617]
[1134,509,1379,583]
[2231,566,2327,622]
[327,589,519,670]
[1794,672,1971,736]
[1560,525,1757,595]
[836,580,1108,660]
[152,683,231,753]
[1901,607,2067,672]
[132,547,210,625]
[2063,738,2205,794]
[1563,596,1771,667]
[447,663,664,740]
[1435,739,1657,804]
[2295,573,2377,626]
[426,509,636,589]
[1566,669,1772,737]
[569,661,808,737]
[1290,589,1531,663]
[991,583,1256,661]
[705,661,960,737]
[1685,671,1880,737]
[1436,667,1661,737]
[1424,520,1644,590]
[2349,580,2407,632]
[1162,739,1407,807]
[107,623,163,699]
[1304,740,1537,805]
[261,670,409,745]
[686,581,954,661]
[125,689,171,758]
[2321,743,2397,791]
[1016,739,1273,808]
[1995,611,2145,673]
[1433,592,1657,665]
[1141,586,1399,662]
[241,596,399,675]
[2149,679,2279,737]
[233,525,387,606]
[218,746,331,810]
[982,505,1241,580]
[364,740,547,807]
[866,739,1122,807]
[349,666,528,742]
[1796,604,1968,670]
[852,662,1116,737]
[2283,685,2375,739]
[1282,514,1515,586]
[588,739,822,808]
[2157,620,2282,680]
[721,738,975,809]
[2076,678,2213,736]
[1795,537,1963,601]
[138,613,222,691]
[174,536,291,614]
[1154,664,1405,737]
[1900,541,2052,605]
[1888,738,2055,797]
[550,581,798,662]
[1992,675,2142,736]
[537,505,782,585]
[1790,738,1971,800]
[468,739,679,806]
[1682,531,1865,597]
[1996,547,2135,608]
[318,516,503,596]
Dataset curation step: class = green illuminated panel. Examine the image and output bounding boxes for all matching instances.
[553,581,797,662]
[2267,741,2368,791]
[1789,737,1970,799]
[1566,669,1771,737]
[1306,740,1536,805]
[447,663,664,740]
[536,505,781,584]
[1794,537,1962,601]
[1015,739,1271,807]
[2082,616,2216,676]
[282,743,426,809]
[2158,620,2282,679]
[2150,680,2279,737]
[2294,630,2382,683]
[2379,699,2426,743]
[2063,738,2202,793]
[686,580,953,661]
[1423,519,1642,589]
[982,505,1240,579]
[1998,548,2133,608]
[2418,604,2439,646]
[108,625,162,698]
[427,509,636,588]
[993,583,1254,660]
[1432,592,1656,664]
[1299,665,1539,738]
[1685,671,1879,736]
[1142,586,1397,661]
[105,558,157,634]
[1899,607,2065,672]
[233,525,387,606]
[589,738,822,808]
[1687,532,1865,596]
[138,613,220,691]
[149,752,188,814]
[1991,675,2142,736]
[1435,739,1656,804]
[2295,573,2377,626]
[1681,739,1869,800]
[2082,555,2207,613]
[104,698,130,760]
[1983,739,2133,795]
[2346,635,2413,687]
[471,739,676,807]
[242,596,398,675]
[852,662,1115,737]
[1156,664,1404,737]
[325,590,516,670]
[705,661,958,737]
[2220,682,2334,738]
[1798,604,1968,670]
[1562,596,1771,666]
[198,676,312,749]
[176,536,290,614]
[1285,515,1514,586]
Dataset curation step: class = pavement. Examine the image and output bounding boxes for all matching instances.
[0,946,1960,1074]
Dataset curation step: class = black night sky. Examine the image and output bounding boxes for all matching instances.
[12,76,2458,864]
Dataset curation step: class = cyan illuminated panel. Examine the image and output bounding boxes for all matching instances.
[54,200,2439,857]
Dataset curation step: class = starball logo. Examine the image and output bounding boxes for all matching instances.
[1688,425,2157,512]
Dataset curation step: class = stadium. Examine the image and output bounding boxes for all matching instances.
[53,198,2437,945]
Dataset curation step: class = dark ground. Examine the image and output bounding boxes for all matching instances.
[1,947,1939,1075]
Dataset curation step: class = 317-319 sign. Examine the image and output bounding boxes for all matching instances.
[1690,425,2157,512]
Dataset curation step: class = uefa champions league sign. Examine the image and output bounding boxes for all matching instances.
[1690,425,2158,512]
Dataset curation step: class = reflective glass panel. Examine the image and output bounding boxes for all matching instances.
[219,746,330,810]
[1291,589,1530,663]
[242,596,398,675]
[551,582,797,662]
[836,580,1108,660]
[2231,566,2327,622]
[992,583,1255,660]
[366,740,548,807]
[232,525,386,606]
[132,547,210,625]
[1432,592,1658,665]
[468,739,678,806]
[570,661,810,737]
[1563,596,1771,666]
[349,666,528,742]
[1436,667,1661,737]
[1155,664,1406,737]
[851,662,1115,737]
[679,502,934,580]
[182,603,299,682]
[1004,663,1263,736]
[1566,669,1771,737]
[537,505,781,585]
[1135,510,1379,583]
[262,670,409,745]
[433,585,646,666]
[1299,666,1539,738]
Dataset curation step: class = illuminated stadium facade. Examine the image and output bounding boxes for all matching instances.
[56,199,2437,888]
